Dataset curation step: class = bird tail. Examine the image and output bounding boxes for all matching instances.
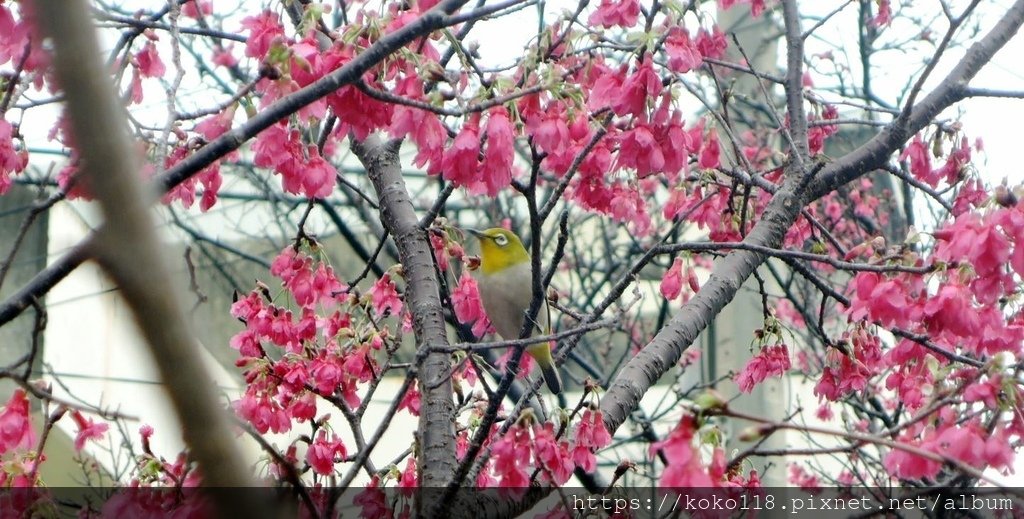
[527,342,562,394]
[540,363,562,394]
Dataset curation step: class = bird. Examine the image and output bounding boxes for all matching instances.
[467,227,562,394]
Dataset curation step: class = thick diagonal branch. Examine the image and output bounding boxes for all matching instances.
[601,0,1024,436]
[0,0,471,329]
[34,1,267,517]
[601,178,806,430]
[811,0,1024,197]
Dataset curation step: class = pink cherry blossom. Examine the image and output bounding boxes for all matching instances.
[134,41,165,78]
[695,27,728,60]
[0,119,28,195]
[398,385,421,416]
[614,57,661,117]
[354,476,393,519]
[480,108,516,196]
[586,66,625,115]
[922,282,980,338]
[532,422,573,484]
[344,345,378,385]
[815,403,834,421]
[814,347,871,401]
[441,118,481,191]
[451,273,492,337]
[735,343,791,393]
[181,0,212,18]
[571,409,612,472]
[71,411,109,451]
[900,134,935,186]
[883,436,941,480]
[302,145,338,199]
[652,101,692,178]
[807,104,839,155]
[660,257,684,301]
[933,136,972,185]
[0,2,47,79]
[698,129,721,169]
[788,464,822,491]
[521,97,573,172]
[617,123,665,177]
[389,71,446,175]
[652,415,714,487]
[234,391,290,434]
[491,422,531,497]
[309,353,344,396]
[665,27,703,73]
[0,389,34,453]
[0,4,24,66]
[306,430,348,476]
[846,272,920,328]
[287,391,317,422]
[252,124,336,199]
[883,354,932,410]
[370,274,403,317]
[397,457,418,497]
[211,46,238,68]
[239,10,285,59]
[588,0,640,28]
[719,0,768,18]
[326,82,394,142]
[872,0,892,27]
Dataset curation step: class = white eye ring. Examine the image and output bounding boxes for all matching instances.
[493,234,509,246]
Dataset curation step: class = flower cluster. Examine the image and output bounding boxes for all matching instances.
[488,410,611,496]
[654,414,761,488]
[229,246,385,464]
[834,197,1024,480]
[451,272,493,338]
[0,2,45,194]
[734,343,791,393]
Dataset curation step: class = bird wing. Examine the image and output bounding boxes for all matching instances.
[476,262,547,340]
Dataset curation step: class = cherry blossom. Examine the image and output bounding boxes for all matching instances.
[306,430,348,476]
[240,10,285,60]
[660,257,685,301]
[70,411,109,452]
[0,119,28,195]
[588,0,641,28]
[0,390,34,453]
[653,415,715,487]
[735,343,791,393]
[571,409,612,473]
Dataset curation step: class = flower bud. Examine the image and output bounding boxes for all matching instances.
[614,459,635,478]
[870,236,886,254]
[995,185,1017,207]
[738,424,771,442]
[694,389,727,412]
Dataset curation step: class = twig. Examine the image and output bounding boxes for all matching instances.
[435,318,618,353]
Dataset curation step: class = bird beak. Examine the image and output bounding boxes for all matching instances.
[466,228,485,239]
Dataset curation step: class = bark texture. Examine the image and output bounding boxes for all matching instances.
[352,136,457,506]
[34,1,268,517]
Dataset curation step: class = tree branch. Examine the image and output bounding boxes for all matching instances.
[34,2,267,517]
[0,0,470,328]
[811,0,1024,197]
[352,135,456,512]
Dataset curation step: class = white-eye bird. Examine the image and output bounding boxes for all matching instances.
[468,228,562,394]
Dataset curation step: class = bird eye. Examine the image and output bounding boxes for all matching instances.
[494,234,508,246]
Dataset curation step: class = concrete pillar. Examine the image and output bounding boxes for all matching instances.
[0,185,49,394]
